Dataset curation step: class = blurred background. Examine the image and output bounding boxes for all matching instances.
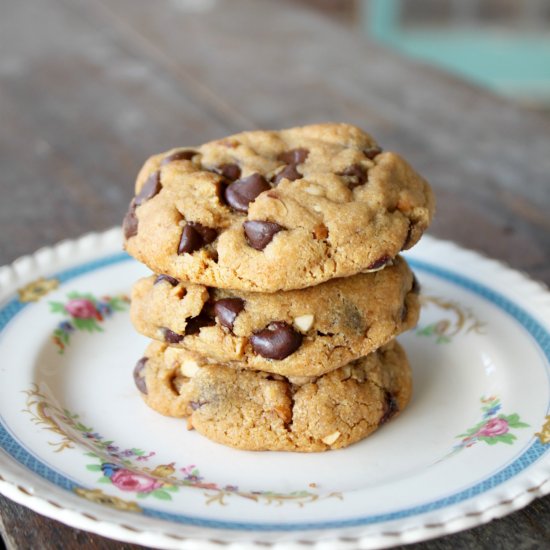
[297,0,550,110]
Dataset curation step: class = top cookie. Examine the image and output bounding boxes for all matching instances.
[123,123,434,291]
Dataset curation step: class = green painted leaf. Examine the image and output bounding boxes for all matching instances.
[495,433,516,444]
[97,476,111,483]
[73,318,102,332]
[84,452,98,458]
[163,485,178,493]
[484,438,499,445]
[75,422,93,432]
[151,490,172,501]
[49,302,65,313]
[86,464,102,472]
[512,421,530,428]
[135,493,148,499]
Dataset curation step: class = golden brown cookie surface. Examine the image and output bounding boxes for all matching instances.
[123,123,434,292]
[130,256,420,377]
[135,340,412,452]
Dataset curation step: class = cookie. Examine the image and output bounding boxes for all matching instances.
[130,256,420,377]
[123,123,434,292]
[135,339,412,452]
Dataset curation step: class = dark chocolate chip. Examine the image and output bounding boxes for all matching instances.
[363,146,383,160]
[135,171,161,206]
[154,274,179,287]
[178,222,218,255]
[178,225,202,255]
[367,255,391,270]
[250,321,303,360]
[272,164,302,185]
[185,310,215,335]
[412,273,421,294]
[123,172,162,239]
[133,357,148,394]
[161,150,198,165]
[217,163,241,182]
[243,220,284,250]
[277,148,309,165]
[162,327,184,344]
[224,173,270,212]
[190,222,218,244]
[122,200,138,239]
[214,298,245,331]
[337,164,367,189]
[379,391,399,424]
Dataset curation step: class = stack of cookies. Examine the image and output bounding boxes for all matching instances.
[123,123,434,452]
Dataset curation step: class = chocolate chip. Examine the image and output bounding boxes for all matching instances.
[190,400,208,410]
[123,172,162,240]
[133,357,148,394]
[217,163,241,182]
[337,164,367,189]
[135,171,161,206]
[162,328,184,344]
[178,222,218,255]
[364,146,382,160]
[185,310,215,335]
[272,164,302,185]
[277,148,309,165]
[243,220,284,250]
[214,298,245,331]
[250,321,303,360]
[224,173,270,212]
[122,201,138,239]
[379,391,398,424]
[154,274,179,287]
[161,150,198,165]
[412,274,421,294]
[367,255,391,270]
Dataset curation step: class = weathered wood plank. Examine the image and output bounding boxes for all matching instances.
[0,494,145,550]
[0,0,233,264]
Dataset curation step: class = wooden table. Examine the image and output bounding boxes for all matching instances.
[1,0,550,548]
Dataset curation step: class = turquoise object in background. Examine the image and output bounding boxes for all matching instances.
[361,0,550,107]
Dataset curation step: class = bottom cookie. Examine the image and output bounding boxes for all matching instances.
[134,340,412,452]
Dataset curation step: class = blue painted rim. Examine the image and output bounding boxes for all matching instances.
[1,252,550,531]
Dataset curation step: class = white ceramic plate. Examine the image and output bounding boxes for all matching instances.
[1,229,550,549]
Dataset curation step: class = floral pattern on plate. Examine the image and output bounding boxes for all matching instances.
[452,396,530,453]
[24,384,342,507]
[49,292,130,353]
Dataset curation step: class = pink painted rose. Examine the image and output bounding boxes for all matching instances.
[65,299,98,319]
[476,417,509,437]
[111,469,163,493]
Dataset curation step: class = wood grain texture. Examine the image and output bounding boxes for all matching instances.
[1,0,550,548]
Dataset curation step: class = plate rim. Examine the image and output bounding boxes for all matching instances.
[1,227,550,549]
